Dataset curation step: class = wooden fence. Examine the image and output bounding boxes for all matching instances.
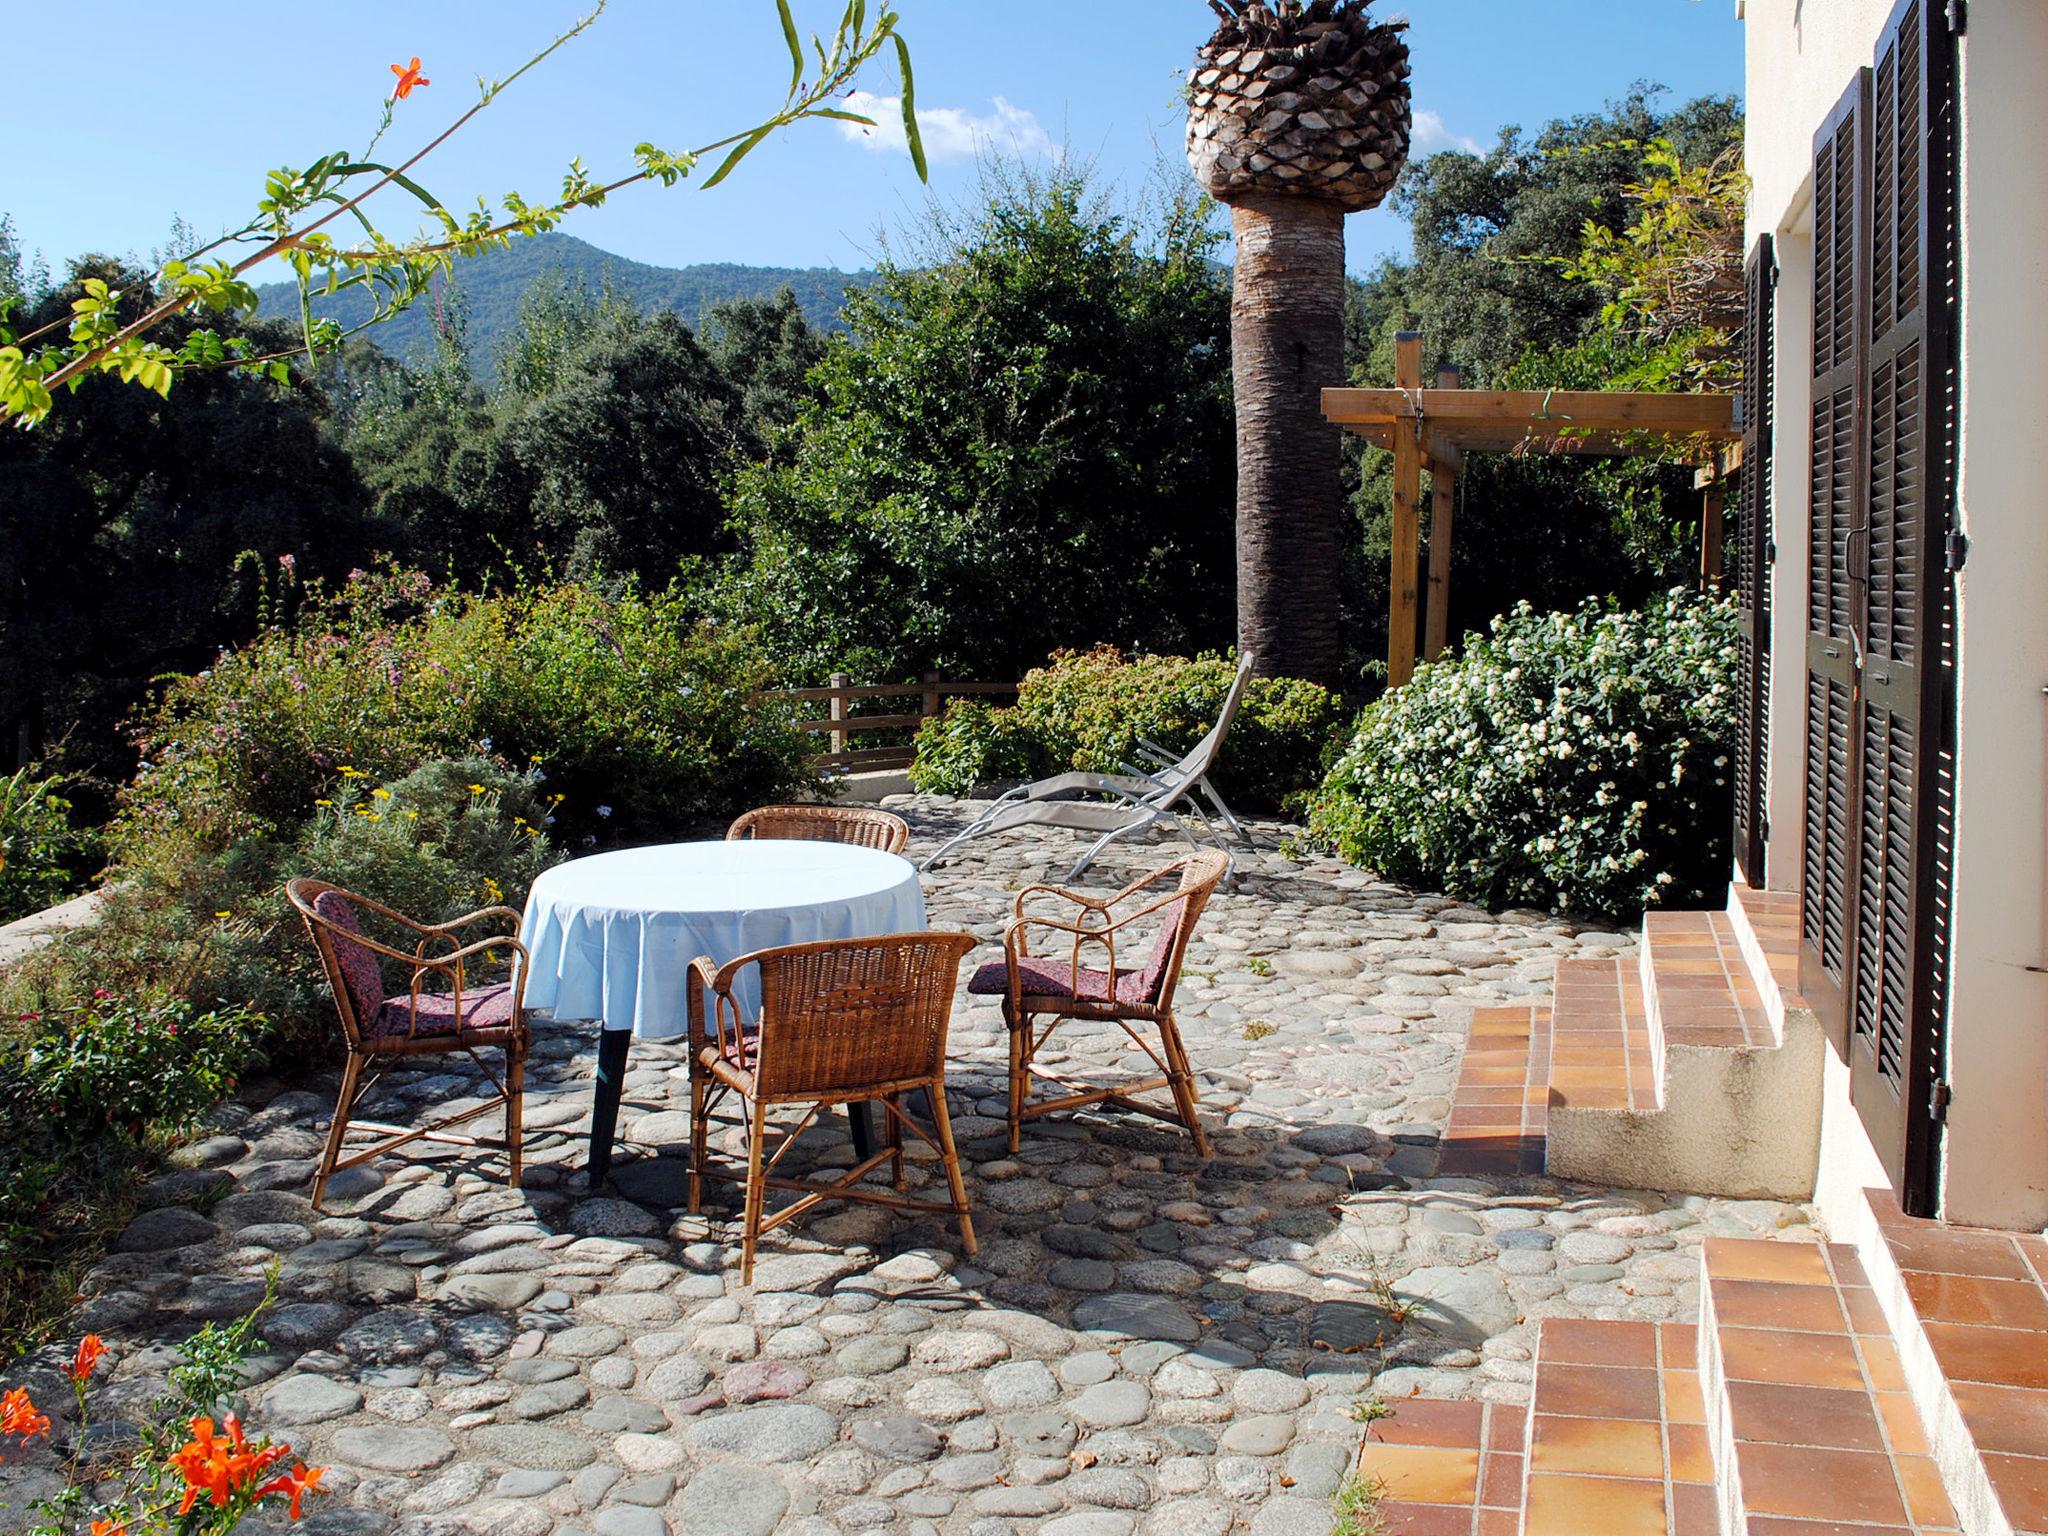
[758,673,1018,773]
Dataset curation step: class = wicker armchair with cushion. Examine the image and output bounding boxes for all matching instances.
[727,804,911,856]
[967,847,1230,1156]
[686,930,978,1283]
[287,877,529,1208]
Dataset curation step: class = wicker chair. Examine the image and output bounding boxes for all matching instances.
[287,878,530,1208]
[687,931,978,1283]
[967,847,1231,1156]
[727,804,911,856]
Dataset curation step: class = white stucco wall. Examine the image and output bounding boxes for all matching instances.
[1745,0,2048,1229]
[1941,1,2048,1230]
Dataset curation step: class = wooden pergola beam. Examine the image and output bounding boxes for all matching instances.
[1388,334,1424,690]
[1323,386,1738,437]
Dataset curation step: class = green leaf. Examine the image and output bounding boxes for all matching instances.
[700,126,773,190]
[812,108,876,126]
[776,0,804,96]
[894,36,927,182]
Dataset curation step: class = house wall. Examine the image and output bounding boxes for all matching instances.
[1746,0,2048,1230]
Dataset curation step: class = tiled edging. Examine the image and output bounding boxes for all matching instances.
[1697,1235,1961,1533]
[1353,1396,1525,1534]
[1441,1005,1551,1176]
[1848,1184,2048,1535]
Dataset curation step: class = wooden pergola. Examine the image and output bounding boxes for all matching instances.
[1323,332,1739,687]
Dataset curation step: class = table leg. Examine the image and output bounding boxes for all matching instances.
[849,1102,875,1160]
[589,1029,631,1188]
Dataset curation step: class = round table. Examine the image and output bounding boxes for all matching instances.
[518,840,928,1181]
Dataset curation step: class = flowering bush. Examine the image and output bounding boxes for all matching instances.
[910,648,1346,813]
[1307,591,1738,918]
[123,565,809,851]
[0,769,97,925]
[2,1296,326,1533]
[10,758,556,1042]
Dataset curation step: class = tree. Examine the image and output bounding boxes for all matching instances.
[703,288,828,455]
[1185,0,1413,689]
[0,258,372,777]
[1340,91,1745,672]
[714,166,1238,683]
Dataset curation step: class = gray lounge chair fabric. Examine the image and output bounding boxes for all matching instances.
[921,651,1259,881]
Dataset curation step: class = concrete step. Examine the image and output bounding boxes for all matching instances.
[1545,905,1824,1200]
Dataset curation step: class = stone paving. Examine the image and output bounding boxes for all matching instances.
[0,797,1819,1536]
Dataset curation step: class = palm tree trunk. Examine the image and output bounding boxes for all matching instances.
[1228,193,1347,690]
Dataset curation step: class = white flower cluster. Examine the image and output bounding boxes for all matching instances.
[1308,590,1740,919]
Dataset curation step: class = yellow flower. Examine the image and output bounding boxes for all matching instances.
[467,783,485,794]
[214,910,232,918]
[315,799,334,808]
[338,766,363,778]
[404,810,419,820]
[371,788,391,800]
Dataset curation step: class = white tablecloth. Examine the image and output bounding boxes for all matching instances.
[517,841,927,1040]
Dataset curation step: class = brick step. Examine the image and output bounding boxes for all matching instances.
[1358,1317,1713,1534]
[1353,1238,1984,1533]
[1699,1234,1962,1530]
[1844,1187,2048,1534]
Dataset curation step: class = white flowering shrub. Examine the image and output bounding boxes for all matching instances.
[1308,591,1738,919]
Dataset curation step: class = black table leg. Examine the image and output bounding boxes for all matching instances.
[589,1028,631,1188]
[849,1102,876,1160]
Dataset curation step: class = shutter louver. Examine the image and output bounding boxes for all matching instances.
[1800,72,1869,1008]
[1842,0,1957,1214]
[1733,235,1775,888]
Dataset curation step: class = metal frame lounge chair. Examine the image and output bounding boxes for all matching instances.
[920,650,1259,881]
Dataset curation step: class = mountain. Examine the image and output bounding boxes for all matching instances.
[253,233,879,380]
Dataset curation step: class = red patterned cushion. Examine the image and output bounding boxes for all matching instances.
[372,980,517,1039]
[971,898,1186,1007]
[314,892,387,1029]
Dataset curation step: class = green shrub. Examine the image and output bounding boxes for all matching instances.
[910,648,1346,813]
[0,768,96,924]
[1307,591,1737,918]
[123,565,812,853]
[10,758,558,1039]
[0,990,263,1339]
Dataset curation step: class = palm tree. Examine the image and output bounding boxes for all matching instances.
[1187,0,1410,688]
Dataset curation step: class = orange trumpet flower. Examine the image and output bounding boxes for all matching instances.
[389,57,431,100]
[67,1333,106,1384]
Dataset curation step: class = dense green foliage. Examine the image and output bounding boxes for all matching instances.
[1339,90,1744,675]
[0,257,375,794]
[0,768,96,924]
[254,233,874,380]
[713,170,1238,683]
[1308,591,1738,918]
[911,648,1347,814]
[0,990,263,1336]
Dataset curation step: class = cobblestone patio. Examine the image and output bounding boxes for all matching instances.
[1,797,1820,1536]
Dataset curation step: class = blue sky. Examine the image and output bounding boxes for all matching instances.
[4,2,1743,282]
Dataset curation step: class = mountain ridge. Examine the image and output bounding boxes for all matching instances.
[253,232,878,381]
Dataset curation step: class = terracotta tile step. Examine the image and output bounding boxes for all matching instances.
[1640,908,1777,1057]
[1441,1005,1551,1177]
[1545,955,1657,1116]
[1856,1188,2048,1534]
[1356,1317,1716,1534]
[1700,1235,1963,1533]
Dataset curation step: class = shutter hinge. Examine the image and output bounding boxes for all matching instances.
[1769,261,1781,290]
[1765,539,1778,566]
[1946,530,1969,571]
[1946,0,1966,34]
[1929,1081,1952,1124]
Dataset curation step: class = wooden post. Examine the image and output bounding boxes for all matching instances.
[829,671,850,756]
[1388,333,1424,689]
[922,671,942,723]
[1424,364,1460,662]
[1699,485,1726,589]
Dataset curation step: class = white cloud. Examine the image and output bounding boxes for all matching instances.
[836,91,1055,163]
[1411,108,1484,157]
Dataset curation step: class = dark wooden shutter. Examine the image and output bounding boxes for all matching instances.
[1732,235,1775,887]
[1846,0,1957,1213]
[1800,70,1870,1029]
